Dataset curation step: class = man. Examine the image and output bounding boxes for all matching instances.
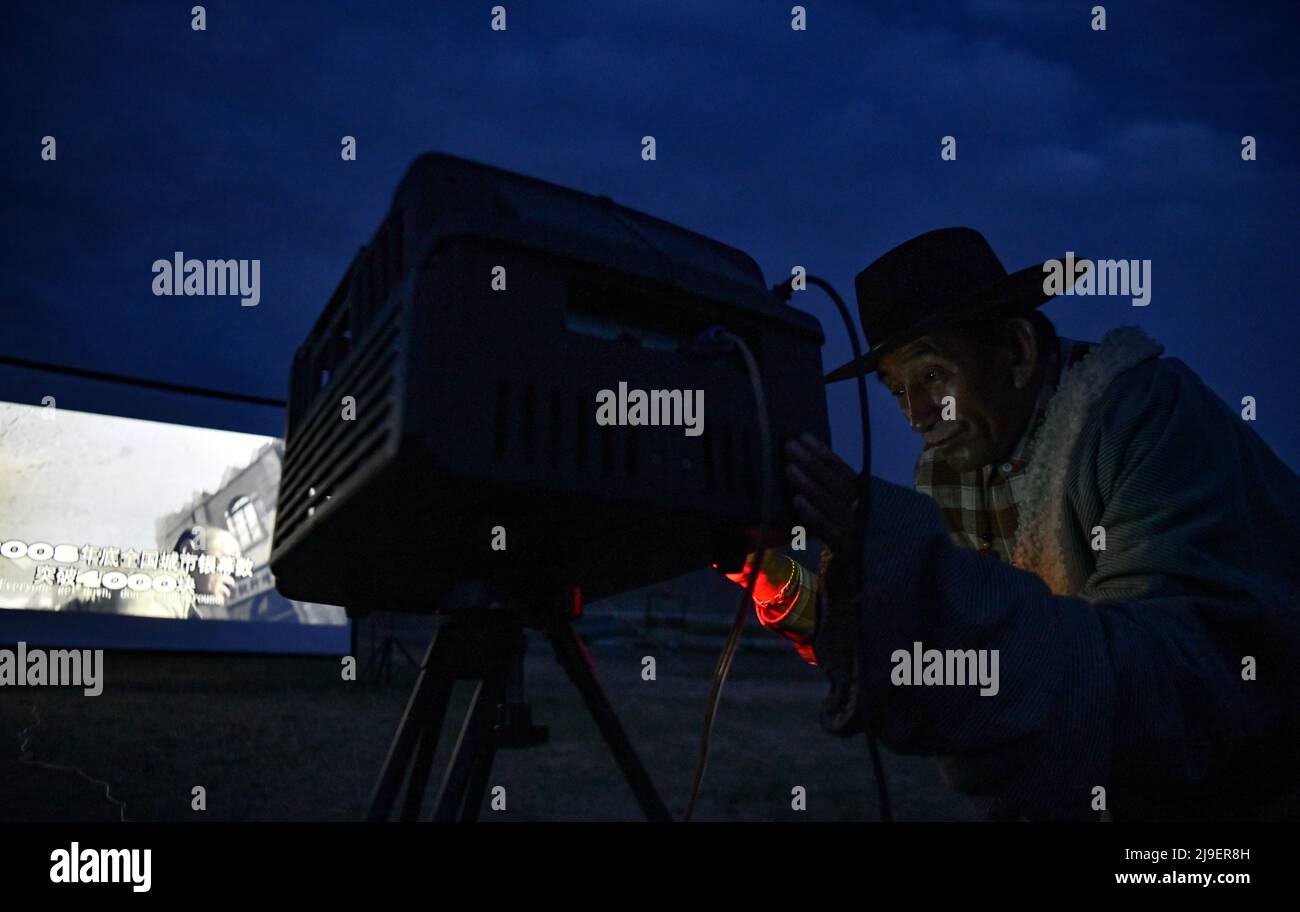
[61,526,242,620]
[737,227,1300,821]
[171,526,242,620]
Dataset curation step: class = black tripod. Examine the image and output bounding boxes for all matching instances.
[365,582,671,821]
[358,611,421,684]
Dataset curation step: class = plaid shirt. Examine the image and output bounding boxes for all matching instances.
[913,336,1095,562]
[761,336,1096,663]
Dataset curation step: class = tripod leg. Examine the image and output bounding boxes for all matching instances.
[548,623,672,822]
[367,624,451,821]
[398,671,454,821]
[394,638,420,669]
[459,747,498,822]
[458,677,505,822]
[362,631,384,683]
[432,679,500,821]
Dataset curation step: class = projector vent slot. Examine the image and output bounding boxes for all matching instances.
[282,379,392,515]
[489,380,560,469]
[290,325,398,483]
[279,317,401,542]
[341,209,402,340]
[278,399,392,544]
[292,348,396,478]
[485,383,647,479]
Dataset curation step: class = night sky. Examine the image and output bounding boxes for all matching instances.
[3,0,1297,484]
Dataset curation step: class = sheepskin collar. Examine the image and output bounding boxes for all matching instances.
[1009,325,1166,594]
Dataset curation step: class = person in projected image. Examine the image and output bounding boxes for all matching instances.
[61,525,243,620]
[172,526,243,620]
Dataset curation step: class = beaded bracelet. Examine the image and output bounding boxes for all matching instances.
[754,556,801,610]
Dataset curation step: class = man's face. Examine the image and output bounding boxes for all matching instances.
[877,332,1027,472]
[194,530,242,604]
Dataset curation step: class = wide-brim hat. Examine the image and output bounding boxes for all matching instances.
[825,227,1075,383]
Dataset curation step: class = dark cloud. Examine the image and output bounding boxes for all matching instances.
[1,0,1296,479]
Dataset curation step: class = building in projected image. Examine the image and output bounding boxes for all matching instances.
[0,400,344,626]
[155,440,339,623]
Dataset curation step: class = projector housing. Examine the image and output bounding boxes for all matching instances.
[269,152,829,613]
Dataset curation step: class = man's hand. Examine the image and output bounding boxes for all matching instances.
[784,432,861,559]
[721,550,793,594]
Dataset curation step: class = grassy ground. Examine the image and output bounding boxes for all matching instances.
[0,613,981,822]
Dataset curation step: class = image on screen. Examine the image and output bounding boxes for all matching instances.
[0,400,345,626]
